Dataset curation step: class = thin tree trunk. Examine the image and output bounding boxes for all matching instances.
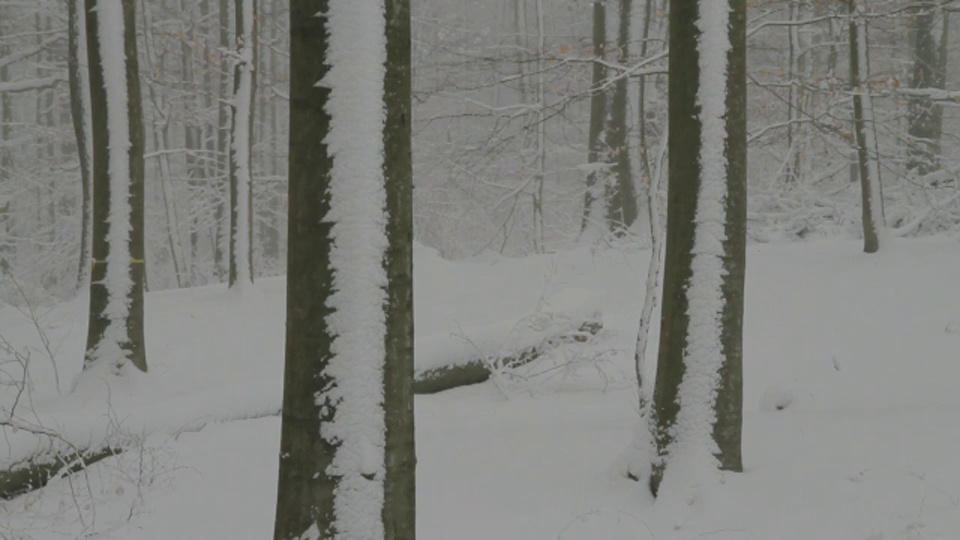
[849,0,886,253]
[532,0,545,252]
[228,0,256,288]
[68,0,93,288]
[604,0,638,234]
[906,0,943,176]
[215,0,231,281]
[636,0,655,189]
[140,0,186,288]
[181,0,204,286]
[0,41,13,270]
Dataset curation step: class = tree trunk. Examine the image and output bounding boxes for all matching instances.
[82,0,147,374]
[381,1,416,536]
[67,0,93,289]
[215,0,231,282]
[181,0,204,286]
[275,0,415,537]
[228,0,256,288]
[0,41,12,271]
[580,0,608,237]
[849,0,886,253]
[650,0,746,496]
[906,0,945,177]
[604,0,638,234]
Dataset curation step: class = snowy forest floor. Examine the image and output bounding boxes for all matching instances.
[2,238,960,539]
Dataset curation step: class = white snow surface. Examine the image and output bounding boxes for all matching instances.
[85,1,135,374]
[654,0,732,508]
[316,0,389,537]
[2,239,960,539]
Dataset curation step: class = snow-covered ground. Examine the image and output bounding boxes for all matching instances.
[2,238,959,539]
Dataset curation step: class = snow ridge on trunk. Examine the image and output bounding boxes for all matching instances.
[93,0,134,368]
[661,0,731,494]
[231,0,255,287]
[318,0,388,537]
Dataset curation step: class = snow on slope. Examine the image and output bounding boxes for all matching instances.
[2,239,960,539]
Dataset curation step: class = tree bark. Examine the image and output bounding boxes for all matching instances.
[906,0,945,176]
[215,0,231,282]
[580,0,608,236]
[228,0,257,288]
[849,0,885,253]
[67,0,93,289]
[274,1,338,537]
[650,0,746,496]
[604,0,638,234]
[82,0,147,373]
[382,0,416,537]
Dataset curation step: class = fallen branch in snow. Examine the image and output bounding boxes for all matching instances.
[413,319,602,395]
[0,404,283,501]
[0,443,121,500]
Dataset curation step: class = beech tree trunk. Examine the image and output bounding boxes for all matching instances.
[82,0,147,373]
[650,0,746,496]
[274,1,415,538]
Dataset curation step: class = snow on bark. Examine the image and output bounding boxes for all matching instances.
[855,10,888,247]
[89,0,134,370]
[317,0,389,537]
[231,0,255,287]
[657,0,731,499]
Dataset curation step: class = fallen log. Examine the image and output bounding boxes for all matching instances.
[0,446,121,500]
[414,319,602,395]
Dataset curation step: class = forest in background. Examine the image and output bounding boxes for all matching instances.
[0,0,958,302]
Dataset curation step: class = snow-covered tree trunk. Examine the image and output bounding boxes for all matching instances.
[848,0,886,254]
[274,0,415,538]
[67,0,93,289]
[623,124,666,483]
[228,0,256,288]
[81,0,147,374]
[650,0,746,497]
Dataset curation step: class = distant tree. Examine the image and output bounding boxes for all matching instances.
[82,0,147,374]
[580,0,608,238]
[848,0,886,253]
[650,0,746,495]
[228,0,256,288]
[906,0,947,177]
[273,0,415,538]
[604,0,638,234]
